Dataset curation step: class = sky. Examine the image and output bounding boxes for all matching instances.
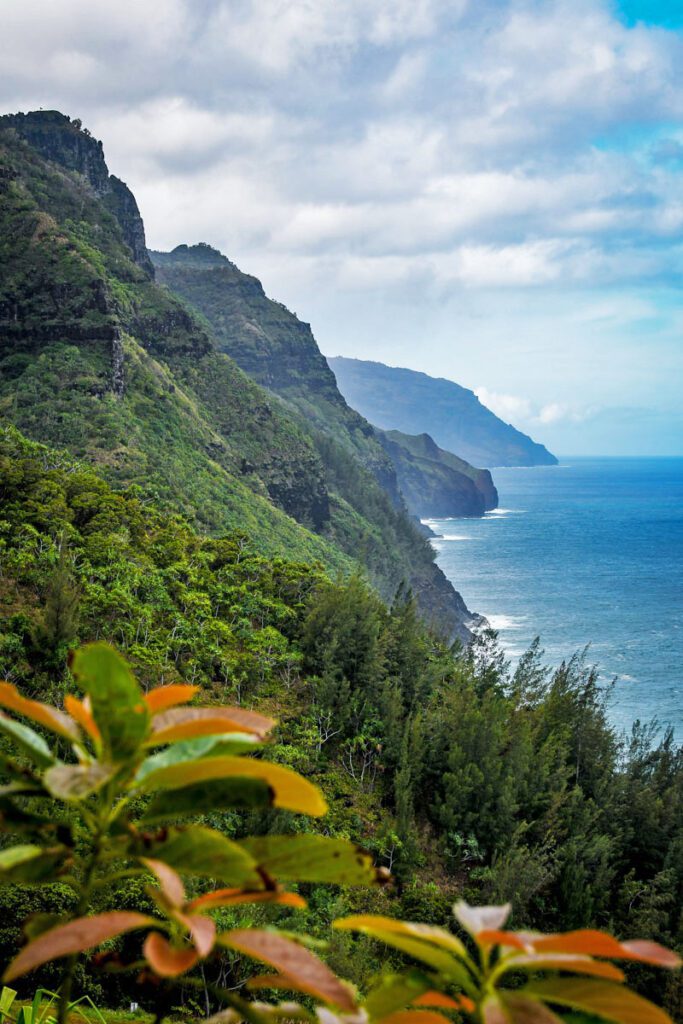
[2,1,683,454]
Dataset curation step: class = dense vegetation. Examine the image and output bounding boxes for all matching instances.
[1,425,682,1018]
[0,114,466,638]
[1,644,679,1024]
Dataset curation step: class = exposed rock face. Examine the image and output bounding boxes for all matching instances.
[1,111,154,278]
[329,356,558,467]
[377,429,499,518]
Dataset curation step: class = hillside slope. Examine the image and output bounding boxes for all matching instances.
[328,356,558,468]
[0,111,474,639]
[152,243,476,636]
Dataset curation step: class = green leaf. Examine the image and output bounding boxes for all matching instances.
[364,971,432,1018]
[0,845,65,884]
[240,834,384,885]
[0,714,54,768]
[43,762,113,801]
[138,826,258,885]
[135,755,327,816]
[0,987,17,1020]
[69,643,149,760]
[141,777,274,823]
[522,979,673,1024]
[135,733,261,783]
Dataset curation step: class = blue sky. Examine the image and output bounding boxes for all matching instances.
[2,0,683,454]
[617,1,683,28]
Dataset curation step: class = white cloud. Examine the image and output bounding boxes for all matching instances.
[2,0,683,451]
[475,388,598,429]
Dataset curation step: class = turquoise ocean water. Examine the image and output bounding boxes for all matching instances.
[427,457,683,738]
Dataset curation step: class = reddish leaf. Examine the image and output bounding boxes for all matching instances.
[141,858,186,908]
[498,993,564,1023]
[453,901,511,937]
[145,685,200,714]
[64,695,101,746]
[219,929,356,1011]
[622,940,682,968]
[531,930,681,967]
[381,1013,453,1024]
[148,707,275,744]
[3,911,154,981]
[0,683,79,741]
[144,932,199,977]
[189,888,306,911]
[522,978,674,1024]
[175,913,216,957]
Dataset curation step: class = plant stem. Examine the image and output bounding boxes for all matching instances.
[57,829,104,1024]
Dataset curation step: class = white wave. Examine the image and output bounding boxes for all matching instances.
[432,534,472,542]
[485,614,528,631]
[485,507,523,517]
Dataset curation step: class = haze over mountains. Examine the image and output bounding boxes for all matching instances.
[328,357,558,468]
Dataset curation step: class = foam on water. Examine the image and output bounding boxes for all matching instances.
[484,614,528,631]
[431,534,472,542]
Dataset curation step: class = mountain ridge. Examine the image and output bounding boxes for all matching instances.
[328,356,558,468]
[0,111,475,640]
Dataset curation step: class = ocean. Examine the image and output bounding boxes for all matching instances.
[426,457,683,739]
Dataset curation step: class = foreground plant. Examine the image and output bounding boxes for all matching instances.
[337,903,682,1023]
[0,644,679,1024]
[0,643,381,1020]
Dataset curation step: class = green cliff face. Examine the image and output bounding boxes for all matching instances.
[152,243,476,638]
[328,356,559,468]
[0,112,341,567]
[377,429,499,518]
[0,112,475,639]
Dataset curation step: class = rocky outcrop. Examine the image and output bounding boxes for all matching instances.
[1,111,154,278]
[377,429,498,518]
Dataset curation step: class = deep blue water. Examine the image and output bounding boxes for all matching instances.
[427,457,683,738]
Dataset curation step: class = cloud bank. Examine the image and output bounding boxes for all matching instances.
[2,0,682,453]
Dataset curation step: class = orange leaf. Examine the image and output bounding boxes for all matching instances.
[413,992,474,1011]
[3,911,154,981]
[220,929,356,1011]
[382,1012,454,1024]
[478,929,528,951]
[65,695,101,746]
[148,706,275,744]
[0,683,79,741]
[189,888,306,911]
[453,902,511,937]
[144,685,200,714]
[142,858,186,908]
[522,978,674,1024]
[532,930,682,967]
[144,932,199,977]
[502,954,625,982]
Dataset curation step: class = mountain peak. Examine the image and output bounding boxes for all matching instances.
[1,109,153,277]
